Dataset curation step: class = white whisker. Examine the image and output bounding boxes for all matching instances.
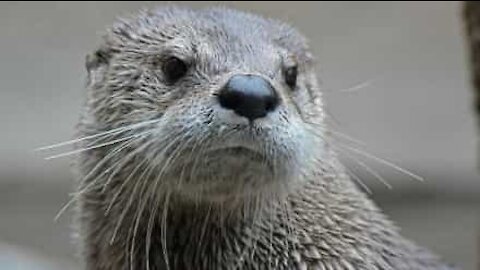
[54,197,76,222]
[161,192,171,270]
[338,144,424,182]
[45,131,150,160]
[110,165,150,244]
[352,156,392,190]
[105,157,148,215]
[101,139,153,193]
[53,139,135,222]
[145,194,160,270]
[304,123,365,147]
[335,80,373,93]
[36,119,159,151]
[326,129,366,146]
[345,167,372,195]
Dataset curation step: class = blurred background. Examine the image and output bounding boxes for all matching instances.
[0,2,478,269]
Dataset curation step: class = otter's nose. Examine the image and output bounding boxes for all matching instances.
[218,75,279,121]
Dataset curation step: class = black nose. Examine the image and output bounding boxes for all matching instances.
[218,75,279,121]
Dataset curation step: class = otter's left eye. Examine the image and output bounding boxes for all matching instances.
[162,56,188,83]
[284,66,298,90]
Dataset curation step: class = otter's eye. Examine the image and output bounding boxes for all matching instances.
[162,57,188,83]
[284,66,298,90]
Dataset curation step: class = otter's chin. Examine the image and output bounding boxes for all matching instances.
[207,146,267,163]
[168,146,286,202]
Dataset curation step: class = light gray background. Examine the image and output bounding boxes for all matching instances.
[0,2,478,269]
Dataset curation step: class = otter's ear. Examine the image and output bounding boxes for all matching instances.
[85,46,112,87]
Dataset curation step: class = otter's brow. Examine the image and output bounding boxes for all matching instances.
[282,53,298,69]
[148,46,193,66]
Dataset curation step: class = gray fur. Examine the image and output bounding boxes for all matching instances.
[75,6,454,270]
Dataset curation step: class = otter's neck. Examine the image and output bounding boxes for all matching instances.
[141,164,401,269]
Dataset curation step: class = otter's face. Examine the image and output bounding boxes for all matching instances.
[84,7,325,203]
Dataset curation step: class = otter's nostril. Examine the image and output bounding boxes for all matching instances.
[265,98,276,112]
[218,75,279,121]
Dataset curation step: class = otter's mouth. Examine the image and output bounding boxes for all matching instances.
[207,146,265,162]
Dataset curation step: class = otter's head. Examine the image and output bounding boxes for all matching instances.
[83,7,325,205]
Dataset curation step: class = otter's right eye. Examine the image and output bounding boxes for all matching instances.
[284,65,298,90]
[162,57,188,83]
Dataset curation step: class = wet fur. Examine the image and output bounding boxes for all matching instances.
[75,6,453,270]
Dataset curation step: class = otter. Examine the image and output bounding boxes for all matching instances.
[75,6,454,270]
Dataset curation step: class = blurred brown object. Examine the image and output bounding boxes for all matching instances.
[464,1,480,128]
[463,2,480,269]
